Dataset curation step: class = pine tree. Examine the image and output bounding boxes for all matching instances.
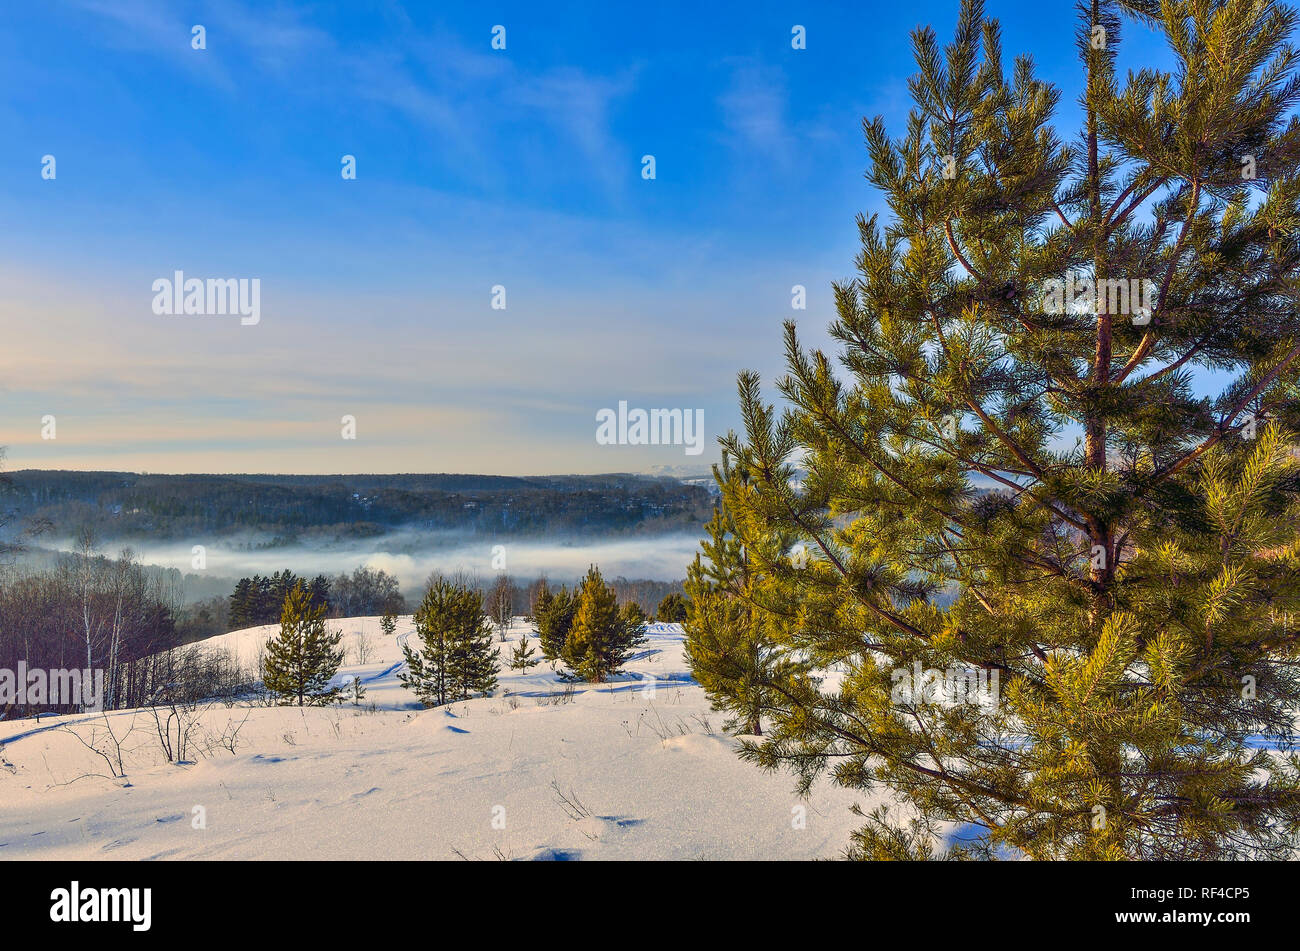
[399,577,500,707]
[685,459,792,736]
[562,566,643,682]
[307,574,331,612]
[252,575,272,622]
[706,0,1300,859]
[262,582,344,707]
[267,570,299,622]
[447,593,500,702]
[532,582,577,661]
[380,610,397,638]
[229,577,253,628]
[509,634,540,672]
[654,593,688,623]
[620,600,648,632]
[399,584,452,708]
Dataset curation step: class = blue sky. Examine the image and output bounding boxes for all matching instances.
[0,1,1176,475]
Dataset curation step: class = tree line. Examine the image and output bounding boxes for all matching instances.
[228,566,685,631]
[3,470,713,543]
[227,566,404,628]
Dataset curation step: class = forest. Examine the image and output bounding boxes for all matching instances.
[0,470,714,544]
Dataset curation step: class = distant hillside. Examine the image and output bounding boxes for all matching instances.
[0,471,714,544]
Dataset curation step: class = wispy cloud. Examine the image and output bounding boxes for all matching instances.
[718,60,795,164]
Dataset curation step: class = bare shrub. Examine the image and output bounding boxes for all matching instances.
[208,710,252,755]
[350,632,375,665]
[149,644,256,707]
[147,693,210,764]
[59,712,139,780]
[550,780,592,820]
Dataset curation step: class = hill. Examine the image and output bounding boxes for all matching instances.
[0,619,881,860]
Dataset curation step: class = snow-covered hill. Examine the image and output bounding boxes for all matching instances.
[0,618,880,860]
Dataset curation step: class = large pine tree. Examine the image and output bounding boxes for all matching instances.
[703,0,1300,859]
[262,582,344,707]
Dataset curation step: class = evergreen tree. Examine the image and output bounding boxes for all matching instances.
[252,575,273,622]
[231,570,325,626]
[509,634,541,672]
[447,594,500,702]
[400,577,500,707]
[532,582,577,661]
[380,610,397,638]
[620,600,649,633]
[562,566,644,682]
[268,570,301,620]
[307,574,331,612]
[262,582,345,707]
[655,592,689,623]
[399,584,452,708]
[685,459,792,736]
[229,577,253,628]
[706,0,1300,859]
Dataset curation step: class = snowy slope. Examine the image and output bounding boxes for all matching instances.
[0,618,882,860]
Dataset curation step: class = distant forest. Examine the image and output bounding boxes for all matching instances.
[0,471,714,544]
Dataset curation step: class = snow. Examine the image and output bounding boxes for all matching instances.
[0,618,882,860]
